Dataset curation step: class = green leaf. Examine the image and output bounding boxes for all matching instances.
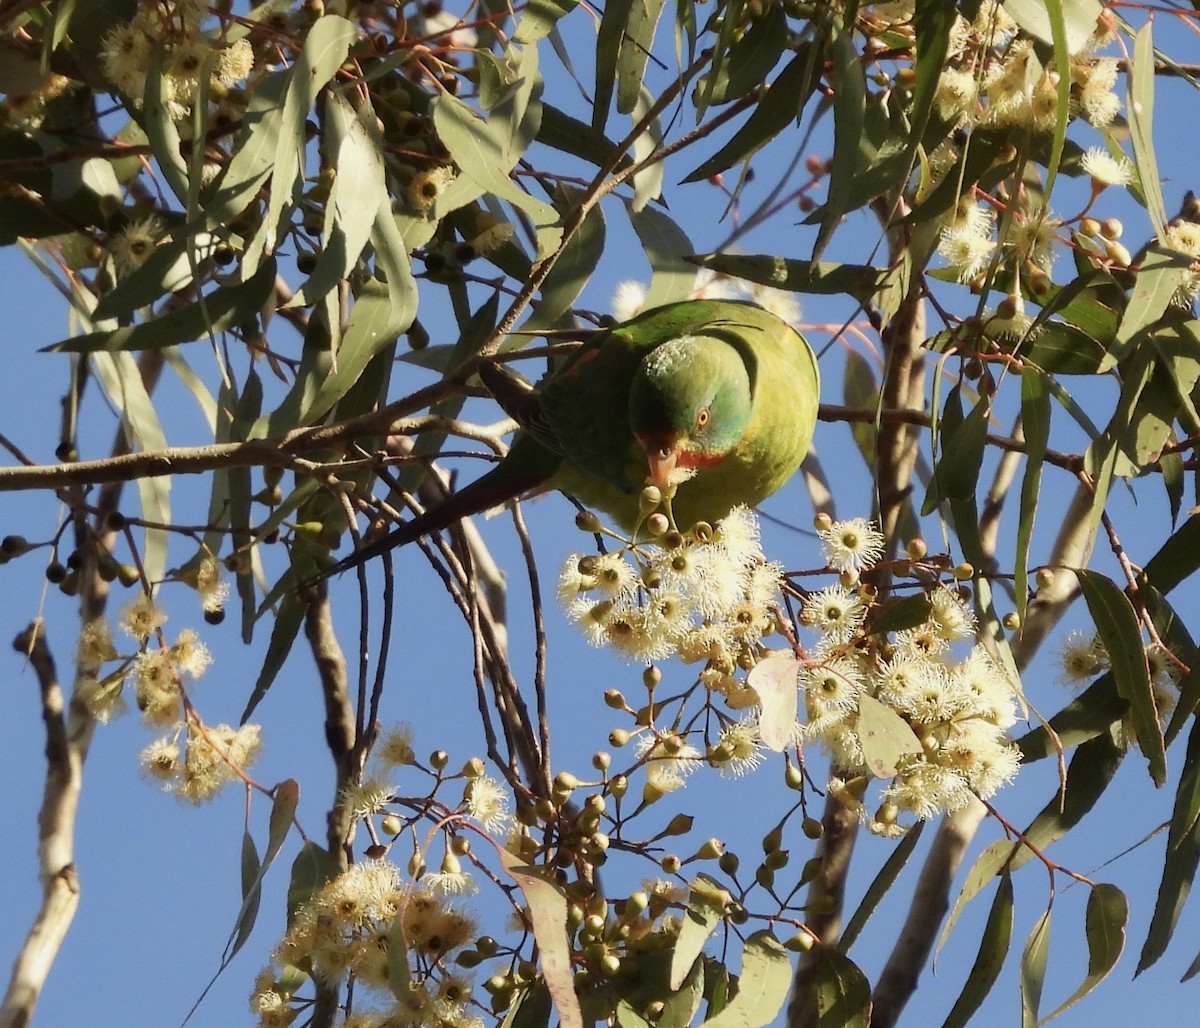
[592,0,633,128]
[813,23,865,261]
[231,831,261,961]
[923,388,990,515]
[1015,674,1127,763]
[286,92,385,309]
[513,0,579,43]
[671,875,729,990]
[285,842,340,927]
[616,0,666,115]
[241,585,305,723]
[1143,514,1200,596]
[686,252,885,302]
[498,849,583,1028]
[1101,247,1195,372]
[856,693,923,780]
[811,945,870,1028]
[1010,726,1127,874]
[224,779,299,964]
[536,104,632,170]
[941,872,1014,1028]
[1077,569,1164,786]
[1128,20,1169,243]
[867,594,933,637]
[90,351,171,587]
[1015,371,1051,622]
[500,982,552,1028]
[1138,716,1200,973]
[387,917,413,1001]
[264,15,357,254]
[1018,909,1050,1028]
[694,5,787,108]
[522,192,604,331]
[683,48,817,183]
[435,55,563,259]
[940,841,1018,957]
[840,821,925,952]
[746,651,800,752]
[203,69,290,232]
[1043,884,1127,1019]
[47,258,278,353]
[1002,0,1102,51]
[701,931,791,1028]
[626,202,696,309]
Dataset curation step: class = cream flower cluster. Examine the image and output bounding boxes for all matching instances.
[75,592,264,803]
[252,859,482,1028]
[796,520,1022,836]
[100,0,255,118]
[869,1,1132,283]
[561,506,783,687]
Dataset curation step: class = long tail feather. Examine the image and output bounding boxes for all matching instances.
[320,463,545,579]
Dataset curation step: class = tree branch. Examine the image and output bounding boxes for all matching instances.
[0,622,94,1028]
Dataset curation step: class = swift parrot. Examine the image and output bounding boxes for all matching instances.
[323,299,819,576]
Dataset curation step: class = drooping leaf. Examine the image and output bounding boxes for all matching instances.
[1138,716,1200,973]
[1127,20,1169,242]
[47,258,278,353]
[940,841,1018,957]
[686,252,885,302]
[671,874,729,990]
[521,191,604,331]
[694,4,788,110]
[813,23,865,261]
[616,0,666,115]
[90,351,171,588]
[1009,726,1127,874]
[498,848,583,1028]
[1018,908,1051,1028]
[513,0,579,43]
[285,842,341,927]
[941,872,1014,1028]
[241,585,305,723]
[1044,884,1127,1019]
[1015,370,1051,622]
[1077,569,1164,786]
[1015,673,1127,763]
[500,982,552,1028]
[811,944,871,1028]
[626,202,696,309]
[839,821,925,952]
[683,48,817,184]
[701,931,792,1028]
[923,388,990,515]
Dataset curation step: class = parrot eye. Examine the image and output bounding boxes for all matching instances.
[695,407,711,429]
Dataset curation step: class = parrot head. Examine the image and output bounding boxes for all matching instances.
[629,335,753,491]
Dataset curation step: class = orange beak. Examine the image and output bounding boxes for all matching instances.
[638,431,681,490]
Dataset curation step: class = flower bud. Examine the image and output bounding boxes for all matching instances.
[660,853,681,874]
[639,486,663,513]
[575,511,602,534]
[663,813,693,836]
[604,689,628,709]
[645,513,670,536]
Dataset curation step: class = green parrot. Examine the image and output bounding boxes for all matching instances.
[323,299,819,576]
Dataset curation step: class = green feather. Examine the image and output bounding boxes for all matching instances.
[323,299,819,576]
